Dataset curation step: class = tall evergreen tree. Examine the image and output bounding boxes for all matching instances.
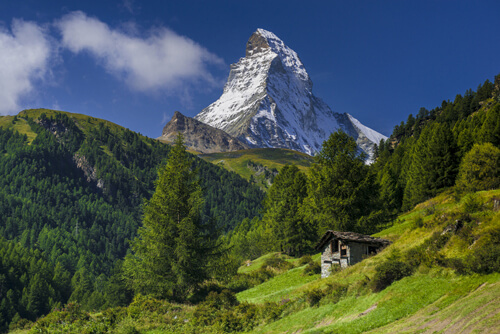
[302,131,377,235]
[263,165,310,256]
[124,134,215,300]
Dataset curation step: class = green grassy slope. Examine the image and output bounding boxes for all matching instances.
[239,189,500,333]
[199,148,313,189]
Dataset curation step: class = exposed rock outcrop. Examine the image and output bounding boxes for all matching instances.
[159,111,249,153]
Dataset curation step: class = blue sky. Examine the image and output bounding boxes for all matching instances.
[1,0,499,138]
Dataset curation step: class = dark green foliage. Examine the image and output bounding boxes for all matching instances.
[403,123,458,210]
[302,261,321,276]
[261,254,294,271]
[124,135,219,301]
[0,238,68,332]
[461,194,484,213]
[374,75,499,213]
[226,268,275,293]
[371,260,413,292]
[298,254,313,266]
[469,227,500,274]
[456,143,500,193]
[304,288,324,307]
[303,131,382,235]
[203,289,239,310]
[263,165,311,255]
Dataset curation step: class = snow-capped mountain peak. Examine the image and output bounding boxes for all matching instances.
[195,29,387,160]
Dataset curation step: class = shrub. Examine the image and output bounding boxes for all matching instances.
[302,261,321,276]
[324,282,348,304]
[261,254,294,271]
[204,289,239,310]
[461,193,483,213]
[233,303,259,330]
[304,288,324,307]
[469,227,500,274]
[189,281,225,304]
[371,260,413,292]
[227,268,274,292]
[413,216,424,228]
[403,232,450,269]
[298,255,313,266]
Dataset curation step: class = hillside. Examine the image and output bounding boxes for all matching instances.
[0,109,264,330]
[199,148,313,189]
[23,189,500,333]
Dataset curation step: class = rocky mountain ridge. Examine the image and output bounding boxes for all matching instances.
[159,111,249,153]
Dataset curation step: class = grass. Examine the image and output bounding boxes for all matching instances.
[254,272,500,334]
[243,189,500,333]
[199,148,313,189]
[0,116,38,143]
[237,265,320,304]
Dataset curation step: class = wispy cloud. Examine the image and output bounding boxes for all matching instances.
[0,19,52,114]
[56,11,224,93]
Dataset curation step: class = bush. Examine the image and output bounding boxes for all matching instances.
[413,216,424,228]
[461,193,483,213]
[304,288,324,307]
[302,261,321,276]
[261,254,294,271]
[298,255,313,266]
[189,281,225,304]
[324,282,348,304]
[204,289,239,310]
[227,268,274,292]
[371,260,413,292]
[469,227,500,274]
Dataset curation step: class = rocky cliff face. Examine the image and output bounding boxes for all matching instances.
[195,29,387,160]
[159,111,249,153]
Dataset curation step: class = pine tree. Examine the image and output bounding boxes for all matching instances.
[124,134,214,300]
[302,131,376,235]
[263,165,310,256]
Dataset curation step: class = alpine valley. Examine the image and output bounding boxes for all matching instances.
[161,29,387,160]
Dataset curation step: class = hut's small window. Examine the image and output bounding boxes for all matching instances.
[340,244,347,256]
[368,246,377,254]
[330,240,339,253]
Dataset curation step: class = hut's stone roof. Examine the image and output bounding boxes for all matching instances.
[316,230,391,251]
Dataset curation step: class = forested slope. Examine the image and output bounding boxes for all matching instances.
[0,109,264,330]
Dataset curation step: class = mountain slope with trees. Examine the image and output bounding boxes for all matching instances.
[0,109,264,329]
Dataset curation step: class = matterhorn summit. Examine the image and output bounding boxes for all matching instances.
[194,29,387,159]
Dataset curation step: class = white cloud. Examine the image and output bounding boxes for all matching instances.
[56,11,224,93]
[0,19,52,115]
